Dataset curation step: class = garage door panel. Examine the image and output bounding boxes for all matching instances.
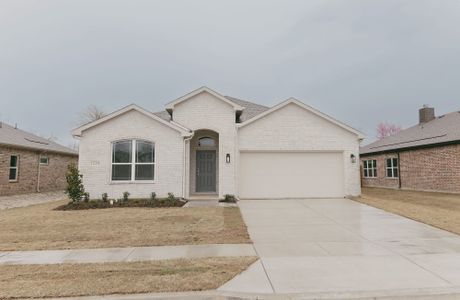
[239,152,344,199]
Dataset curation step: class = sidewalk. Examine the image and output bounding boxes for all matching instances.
[0,244,256,265]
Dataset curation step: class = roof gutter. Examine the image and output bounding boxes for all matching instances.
[0,142,78,157]
[360,139,460,157]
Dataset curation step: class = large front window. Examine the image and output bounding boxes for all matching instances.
[112,140,155,181]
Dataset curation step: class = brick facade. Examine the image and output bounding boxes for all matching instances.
[0,146,77,196]
[360,144,460,193]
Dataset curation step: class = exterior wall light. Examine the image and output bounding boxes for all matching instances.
[350,154,357,163]
[226,153,231,163]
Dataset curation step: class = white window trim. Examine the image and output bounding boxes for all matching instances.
[9,155,19,182]
[39,156,49,165]
[386,157,399,178]
[110,139,156,183]
[363,159,377,178]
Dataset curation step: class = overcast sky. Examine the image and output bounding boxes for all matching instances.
[1,0,459,148]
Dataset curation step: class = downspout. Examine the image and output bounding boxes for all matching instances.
[36,152,42,192]
[182,132,194,199]
[397,152,402,189]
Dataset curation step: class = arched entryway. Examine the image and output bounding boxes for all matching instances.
[189,129,219,195]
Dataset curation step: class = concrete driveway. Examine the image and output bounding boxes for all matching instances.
[219,198,460,297]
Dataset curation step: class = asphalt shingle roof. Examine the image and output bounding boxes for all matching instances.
[0,122,78,155]
[153,95,269,123]
[224,96,270,122]
[360,111,460,155]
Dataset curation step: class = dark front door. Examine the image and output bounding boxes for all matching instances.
[196,150,216,192]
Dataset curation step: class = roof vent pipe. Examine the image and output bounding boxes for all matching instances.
[419,105,435,124]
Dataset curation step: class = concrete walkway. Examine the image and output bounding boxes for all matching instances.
[219,198,460,296]
[0,244,255,265]
[0,191,65,209]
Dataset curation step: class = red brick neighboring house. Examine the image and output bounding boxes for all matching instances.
[360,106,460,193]
[0,122,78,196]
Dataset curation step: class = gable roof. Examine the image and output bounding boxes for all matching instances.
[0,122,78,155]
[361,110,460,155]
[236,97,365,138]
[165,86,244,111]
[72,104,191,137]
[154,96,269,123]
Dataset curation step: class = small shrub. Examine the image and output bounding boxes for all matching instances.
[102,193,108,202]
[83,192,90,203]
[167,192,175,201]
[122,191,130,202]
[150,192,156,200]
[220,194,237,203]
[65,163,85,203]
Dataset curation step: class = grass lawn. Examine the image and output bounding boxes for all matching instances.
[0,257,257,299]
[0,200,251,251]
[355,187,460,235]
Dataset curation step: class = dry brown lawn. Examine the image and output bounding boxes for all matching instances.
[0,200,251,251]
[355,187,460,235]
[0,257,257,299]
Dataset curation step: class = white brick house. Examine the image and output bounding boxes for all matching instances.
[72,87,364,200]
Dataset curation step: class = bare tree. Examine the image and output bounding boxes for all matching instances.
[79,105,106,124]
[376,122,401,140]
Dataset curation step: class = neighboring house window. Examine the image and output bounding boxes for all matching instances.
[39,156,49,165]
[386,158,399,178]
[112,140,155,181]
[198,137,215,147]
[9,155,19,181]
[363,160,377,178]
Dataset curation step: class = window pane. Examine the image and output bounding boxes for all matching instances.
[393,158,398,166]
[198,137,215,147]
[112,164,131,180]
[387,168,392,178]
[386,158,392,167]
[373,160,377,168]
[363,169,368,177]
[136,141,154,163]
[393,168,398,178]
[9,168,17,180]
[364,161,368,168]
[40,157,49,165]
[135,164,154,180]
[10,156,18,167]
[113,141,132,163]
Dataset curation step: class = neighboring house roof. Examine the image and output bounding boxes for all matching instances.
[0,122,78,155]
[361,111,460,155]
[236,97,365,138]
[164,86,244,111]
[72,104,192,137]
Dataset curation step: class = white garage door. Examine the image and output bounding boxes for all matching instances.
[238,151,344,199]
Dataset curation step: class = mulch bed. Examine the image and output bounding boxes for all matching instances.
[55,198,187,211]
